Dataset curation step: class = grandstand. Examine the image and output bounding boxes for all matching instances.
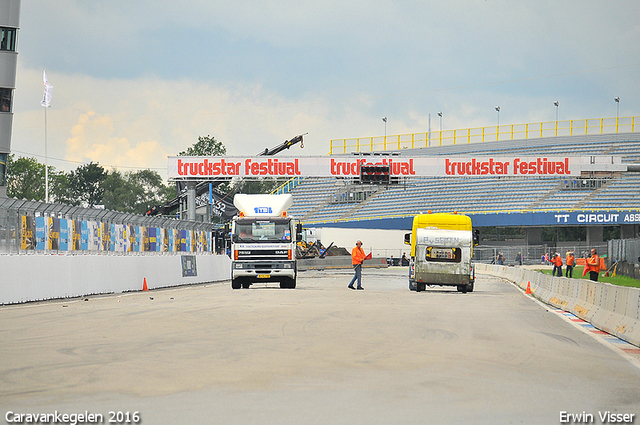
[284,132,640,224]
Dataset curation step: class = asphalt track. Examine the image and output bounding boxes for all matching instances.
[1,267,640,425]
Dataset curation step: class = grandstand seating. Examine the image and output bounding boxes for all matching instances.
[287,134,640,223]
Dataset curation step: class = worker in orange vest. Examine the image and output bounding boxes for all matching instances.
[348,240,370,290]
[565,251,575,278]
[552,252,563,277]
[586,248,601,281]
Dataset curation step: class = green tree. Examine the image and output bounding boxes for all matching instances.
[67,162,107,207]
[102,170,138,212]
[6,155,45,200]
[178,135,226,156]
[102,169,174,214]
[178,135,230,195]
[6,154,66,202]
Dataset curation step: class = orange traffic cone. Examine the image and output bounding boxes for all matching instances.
[143,278,149,291]
[525,281,532,295]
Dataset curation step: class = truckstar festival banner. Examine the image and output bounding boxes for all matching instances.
[167,156,597,179]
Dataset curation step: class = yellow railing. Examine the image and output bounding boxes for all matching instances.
[329,116,638,155]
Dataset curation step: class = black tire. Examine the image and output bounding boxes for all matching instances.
[466,281,474,293]
[231,278,241,290]
[409,279,416,291]
[242,281,251,289]
[456,285,467,293]
[280,277,296,289]
[416,282,425,292]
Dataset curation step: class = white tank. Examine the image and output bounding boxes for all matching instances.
[233,194,293,217]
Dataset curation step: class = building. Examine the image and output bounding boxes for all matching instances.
[0,0,20,198]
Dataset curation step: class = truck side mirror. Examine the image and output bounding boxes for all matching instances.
[296,223,303,242]
[404,233,411,245]
[473,229,480,246]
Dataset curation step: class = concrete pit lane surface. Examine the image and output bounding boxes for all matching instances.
[1,268,639,425]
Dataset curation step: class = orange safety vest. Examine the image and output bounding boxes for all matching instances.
[553,255,563,267]
[566,254,575,267]
[351,246,366,265]
[586,254,600,273]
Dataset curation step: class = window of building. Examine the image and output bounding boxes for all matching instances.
[0,153,6,187]
[0,27,17,51]
[0,88,12,112]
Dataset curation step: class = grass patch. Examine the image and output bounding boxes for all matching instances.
[536,266,640,288]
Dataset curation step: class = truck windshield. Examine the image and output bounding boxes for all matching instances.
[234,219,291,243]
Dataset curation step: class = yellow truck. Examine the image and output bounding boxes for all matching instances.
[404,213,478,293]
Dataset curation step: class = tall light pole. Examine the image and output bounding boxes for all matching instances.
[382,116,387,138]
[495,106,500,141]
[437,112,443,145]
[614,97,620,132]
[553,101,559,136]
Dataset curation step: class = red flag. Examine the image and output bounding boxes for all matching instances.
[364,252,372,260]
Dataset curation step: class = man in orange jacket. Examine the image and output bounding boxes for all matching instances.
[565,251,575,278]
[552,253,563,277]
[586,248,601,281]
[348,240,369,290]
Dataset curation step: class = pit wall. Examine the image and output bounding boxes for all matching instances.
[476,263,640,347]
[0,254,232,305]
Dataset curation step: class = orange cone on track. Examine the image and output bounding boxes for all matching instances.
[525,281,532,295]
[143,278,149,291]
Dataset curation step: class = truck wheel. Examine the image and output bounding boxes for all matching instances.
[231,278,241,290]
[416,282,425,292]
[409,280,416,291]
[466,281,474,293]
[456,285,467,293]
[280,278,296,289]
[242,281,251,289]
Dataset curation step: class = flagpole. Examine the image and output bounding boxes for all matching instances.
[45,105,49,203]
[41,68,52,204]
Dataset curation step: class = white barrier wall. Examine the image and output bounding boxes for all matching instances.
[0,254,232,305]
[477,263,640,348]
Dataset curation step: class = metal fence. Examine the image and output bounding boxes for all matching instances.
[0,197,216,255]
[608,238,640,265]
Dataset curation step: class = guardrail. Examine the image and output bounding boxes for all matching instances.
[477,263,640,347]
[330,116,639,154]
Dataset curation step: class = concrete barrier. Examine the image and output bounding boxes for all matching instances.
[0,253,231,305]
[476,263,640,347]
[298,256,388,271]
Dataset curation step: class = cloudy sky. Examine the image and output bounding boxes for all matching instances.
[11,0,640,180]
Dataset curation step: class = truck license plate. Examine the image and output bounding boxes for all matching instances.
[257,274,271,279]
[431,248,453,259]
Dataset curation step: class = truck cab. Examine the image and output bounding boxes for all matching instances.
[404,212,478,293]
[231,194,300,289]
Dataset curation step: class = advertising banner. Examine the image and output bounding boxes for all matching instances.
[48,217,60,250]
[81,221,89,250]
[59,219,69,251]
[136,226,143,252]
[168,155,587,179]
[72,220,81,251]
[35,216,47,251]
[21,214,36,250]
